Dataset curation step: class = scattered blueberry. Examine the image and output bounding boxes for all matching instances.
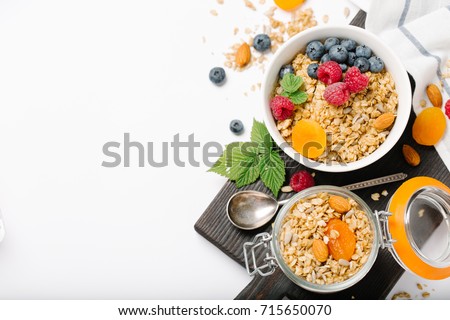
[369,56,385,73]
[328,45,348,63]
[279,64,295,79]
[347,52,357,66]
[306,40,325,61]
[253,34,271,52]
[354,57,370,73]
[307,63,319,79]
[209,67,226,85]
[340,39,356,52]
[339,63,348,72]
[355,45,372,58]
[320,53,331,64]
[324,37,340,51]
[230,120,244,135]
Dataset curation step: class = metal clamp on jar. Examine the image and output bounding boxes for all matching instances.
[243,177,450,293]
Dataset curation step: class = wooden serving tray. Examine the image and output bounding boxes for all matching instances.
[194,11,450,299]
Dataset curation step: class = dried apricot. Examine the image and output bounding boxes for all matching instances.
[291,119,326,158]
[325,219,356,261]
[274,0,305,11]
[412,107,446,146]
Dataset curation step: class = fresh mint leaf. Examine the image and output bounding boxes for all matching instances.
[236,156,260,187]
[289,91,308,105]
[259,150,285,198]
[208,121,286,197]
[226,142,247,181]
[280,73,303,94]
[250,118,273,151]
[207,151,229,178]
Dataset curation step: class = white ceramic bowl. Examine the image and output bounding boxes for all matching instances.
[262,25,411,172]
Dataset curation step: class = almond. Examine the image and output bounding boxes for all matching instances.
[312,239,329,263]
[426,84,442,108]
[329,195,351,214]
[373,112,395,130]
[402,144,421,166]
[235,42,251,68]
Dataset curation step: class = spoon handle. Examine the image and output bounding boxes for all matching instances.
[342,172,408,191]
[277,172,408,206]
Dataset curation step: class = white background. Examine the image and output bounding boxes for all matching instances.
[0,0,448,299]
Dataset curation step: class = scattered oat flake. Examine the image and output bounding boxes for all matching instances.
[392,291,411,300]
[420,99,427,108]
[244,92,248,96]
[344,7,350,18]
[210,9,218,16]
[245,27,252,34]
[217,0,224,4]
[417,283,423,290]
[371,193,380,201]
[322,15,329,24]
[259,0,265,4]
[447,59,450,68]
[311,172,316,177]
[244,0,256,11]
[233,27,239,35]
[418,208,425,218]
[202,36,206,44]
[422,292,430,298]
[381,190,388,197]
[281,186,293,193]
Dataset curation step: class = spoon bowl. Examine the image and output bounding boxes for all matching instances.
[226,191,286,230]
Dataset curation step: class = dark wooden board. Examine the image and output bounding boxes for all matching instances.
[194,11,450,299]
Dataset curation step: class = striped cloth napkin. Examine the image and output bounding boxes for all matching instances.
[350,0,450,170]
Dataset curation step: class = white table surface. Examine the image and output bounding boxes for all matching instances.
[0,0,448,299]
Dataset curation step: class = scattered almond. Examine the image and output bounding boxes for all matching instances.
[235,42,251,67]
[426,84,442,108]
[312,239,329,262]
[343,7,350,18]
[402,144,421,166]
[373,112,396,130]
[329,195,351,214]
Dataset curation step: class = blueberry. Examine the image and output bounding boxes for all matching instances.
[354,57,370,72]
[279,64,295,79]
[369,56,385,73]
[253,34,271,52]
[320,53,331,64]
[209,67,226,85]
[347,52,357,66]
[324,37,340,51]
[339,64,348,72]
[355,45,372,58]
[328,45,348,63]
[230,120,244,135]
[307,63,319,79]
[340,39,356,52]
[306,40,325,61]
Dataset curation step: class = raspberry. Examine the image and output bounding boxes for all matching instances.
[289,170,315,192]
[324,82,350,106]
[317,61,342,85]
[344,66,369,93]
[270,96,294,121]
[445,99,450,120]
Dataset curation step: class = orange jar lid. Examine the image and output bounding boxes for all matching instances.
[387,177,450,280]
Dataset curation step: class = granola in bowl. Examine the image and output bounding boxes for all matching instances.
[278,191,374,285]
[262,26,411,173]
[272,50,398,164]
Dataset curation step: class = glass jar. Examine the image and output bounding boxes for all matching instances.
[243,177,450,293]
